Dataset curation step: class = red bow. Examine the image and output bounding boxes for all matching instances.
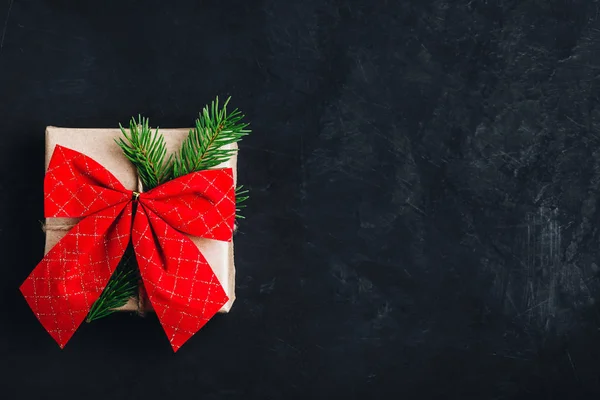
[20,145,234,351]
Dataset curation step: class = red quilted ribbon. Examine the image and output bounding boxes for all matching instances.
[20,145,234,351]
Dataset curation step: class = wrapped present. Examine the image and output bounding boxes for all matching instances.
[20,101,249,351]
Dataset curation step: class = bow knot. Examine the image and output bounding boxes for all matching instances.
[20,145,235,351]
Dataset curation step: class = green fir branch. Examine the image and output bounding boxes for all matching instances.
[172,96,250,177]
[235,185,249,219]
[86,246,139,322]
[116,115,173,190]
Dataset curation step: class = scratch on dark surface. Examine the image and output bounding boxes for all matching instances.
[567,350,578,381]
[404,200,428,216]
[276,337,300,353]
[487,204,579,335]
[0,0,14,51]
[522,208,561,330]
[356,56,368,82]
[515,298,551,318]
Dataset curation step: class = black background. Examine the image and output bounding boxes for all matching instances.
[2,0,600,398]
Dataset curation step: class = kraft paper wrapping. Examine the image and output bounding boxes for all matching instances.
[43,126,237,313]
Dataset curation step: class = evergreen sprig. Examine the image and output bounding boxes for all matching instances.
[235,185,249,219]
[117,116,172,190]
[86,247,138,322]
[87,97,250,322]
[172,96,250,177]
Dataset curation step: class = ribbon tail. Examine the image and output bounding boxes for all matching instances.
[132,204,228,352]
[20,202,132,348]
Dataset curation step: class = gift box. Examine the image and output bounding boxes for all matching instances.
[21,99,249,352]
[43,126,238,314]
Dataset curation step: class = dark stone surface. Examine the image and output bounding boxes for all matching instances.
[1,0,600,398]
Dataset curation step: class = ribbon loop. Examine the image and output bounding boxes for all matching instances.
[20,145,234,351]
